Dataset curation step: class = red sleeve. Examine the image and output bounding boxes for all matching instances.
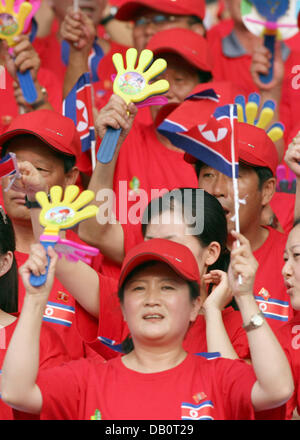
[37,359,89,420]
[214,358,256,420]
[39,323,70,369]
[75,272,128,359]
[222,308,250,360]
[122,221,144,255]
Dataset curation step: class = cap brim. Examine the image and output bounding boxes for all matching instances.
[0,128,75,158]
[119,251,197,288]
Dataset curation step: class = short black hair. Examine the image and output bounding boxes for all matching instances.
[1,134,76,173]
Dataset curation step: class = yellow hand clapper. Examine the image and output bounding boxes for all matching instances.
[97,47,169,164]
[30,185,99,287]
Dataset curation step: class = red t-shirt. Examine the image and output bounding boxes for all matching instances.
[0,67,62,135]
[253,227,292,331]
[15,230,99,361]
[270,192,295,234]
[75,274,250,360]
[275,312,300,419]
[0,313,69,420]
[37,353,256,420]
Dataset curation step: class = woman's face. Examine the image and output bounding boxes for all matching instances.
[122,262,200,348]
[282,224,300,310]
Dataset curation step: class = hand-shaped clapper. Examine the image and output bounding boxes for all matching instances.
[234,92,284,141]
[29,185,99,287]
[0,0,37,103]
[97,47,169,164]
[241,0,298,84]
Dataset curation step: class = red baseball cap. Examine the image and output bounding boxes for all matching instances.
[146,28,212,72]
[237,122,278,176]
[118,238,201,289]
[185,122,278,176]
[115,0,205,21]
[0,110,81,159]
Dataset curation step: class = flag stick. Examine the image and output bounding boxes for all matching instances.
[73,0,79,13]
[230,104,242,285]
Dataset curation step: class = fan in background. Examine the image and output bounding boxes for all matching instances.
[241,0,298,84]
[0,0,38,103]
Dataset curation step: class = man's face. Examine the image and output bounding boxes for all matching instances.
[197,163,264,236]
[1,136,77,224]
[132,7,205,53]
[150,53,200,122]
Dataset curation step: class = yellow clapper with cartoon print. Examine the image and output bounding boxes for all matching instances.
[97,47,169,164]
[30,185,99,287]
[0,0,38,103]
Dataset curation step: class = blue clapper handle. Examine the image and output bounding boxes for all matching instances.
[29,240,54,287]
[97,127,122,164]
[259,33,275,84]
[16,69,38,104]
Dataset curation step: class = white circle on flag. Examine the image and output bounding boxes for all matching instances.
[198,124,228,142]
[189,409,198,418]
[76,99,88,132]
[259,303,267,312]
[45,306,54,316]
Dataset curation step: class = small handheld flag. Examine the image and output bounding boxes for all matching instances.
[0,152,21,191]
[62,72,96,158]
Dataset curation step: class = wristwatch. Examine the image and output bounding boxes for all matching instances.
[243,311,265,332]
[30,87,48,110]
[100,6,118,25]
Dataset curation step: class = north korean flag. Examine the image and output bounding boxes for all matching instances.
[157,88,220,133]
[181,401,214,420]
[0,153,19,179]
[158,103,239,178]
[62,72,95,152]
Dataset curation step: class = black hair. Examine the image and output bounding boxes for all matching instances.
[293,217,300,228]
[142,188,230,273]
[117,260,200,354]
[1,134,76,173]
[195,160,274,191]
[0,209,18,313]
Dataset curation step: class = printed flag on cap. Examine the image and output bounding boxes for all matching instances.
[62,72,96,152]
[158,102,239,178]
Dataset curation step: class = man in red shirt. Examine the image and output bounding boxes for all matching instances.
[191,122,291,331]
[0,110,97,359]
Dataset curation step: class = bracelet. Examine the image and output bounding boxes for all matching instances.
[30,87,48,110]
